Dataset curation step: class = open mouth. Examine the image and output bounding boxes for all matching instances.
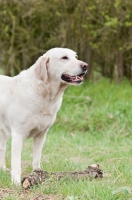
[61,73,85,84]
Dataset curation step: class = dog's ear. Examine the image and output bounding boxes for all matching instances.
[35,55,49,83]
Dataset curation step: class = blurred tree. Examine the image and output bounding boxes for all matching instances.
[0,0,132,82]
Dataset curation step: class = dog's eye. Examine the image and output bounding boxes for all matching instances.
[61,56,68,60]
[75,55,78,59]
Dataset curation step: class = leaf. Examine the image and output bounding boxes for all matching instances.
[114,0,121,8]
[105,17,118,28]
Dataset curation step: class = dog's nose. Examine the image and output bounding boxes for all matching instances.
[81,63,88,72]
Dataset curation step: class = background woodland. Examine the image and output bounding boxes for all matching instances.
[0,0,132,82]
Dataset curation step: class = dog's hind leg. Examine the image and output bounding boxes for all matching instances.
[0,130,8,170]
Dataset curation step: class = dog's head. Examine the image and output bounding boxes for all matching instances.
[35,48,88,85]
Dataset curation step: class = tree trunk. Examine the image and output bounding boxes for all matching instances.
[114,51,123,83]
[83,45,93,80]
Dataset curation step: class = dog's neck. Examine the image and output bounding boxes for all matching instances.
[33,80,68,115]
[46,80,68,102]
[52,83,68,102]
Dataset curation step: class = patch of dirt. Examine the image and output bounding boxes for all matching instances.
[0,188,63,200]
[21,193,63,200]
[0,188,15,198]
[32,194,62,200]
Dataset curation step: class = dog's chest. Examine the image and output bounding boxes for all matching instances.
[35,93,63,115]
[28,113,56,138]
[27,97,63,138]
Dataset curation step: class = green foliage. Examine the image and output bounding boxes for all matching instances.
[0,0,132,81]
[0,0,62,75]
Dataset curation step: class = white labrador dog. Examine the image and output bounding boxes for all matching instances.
[0,48,88,184]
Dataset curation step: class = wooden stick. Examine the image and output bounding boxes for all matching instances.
[22,164,103,189]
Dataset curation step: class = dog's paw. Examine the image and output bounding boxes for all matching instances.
[11,174,21,186]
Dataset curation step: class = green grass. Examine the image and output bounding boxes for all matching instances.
[0,78,132,200]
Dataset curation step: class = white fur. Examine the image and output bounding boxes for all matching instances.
[0,47,87,184]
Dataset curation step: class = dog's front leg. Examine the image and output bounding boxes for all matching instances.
[11,135,24,185]
[32,130,47,170]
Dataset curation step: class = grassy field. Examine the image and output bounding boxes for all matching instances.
[0,78,132,200]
